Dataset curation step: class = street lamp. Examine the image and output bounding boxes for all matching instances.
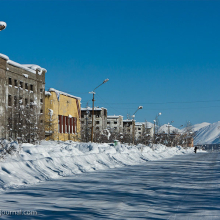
[132,106,143,145]
[166,121,174,146]
[0,21,6,31]
[89,78,109,142]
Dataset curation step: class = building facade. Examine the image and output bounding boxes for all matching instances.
[44,88,81,141]
[123,119,134,136]
[0,53,46,142]
[107,115,123,133]
[81,107,107,132]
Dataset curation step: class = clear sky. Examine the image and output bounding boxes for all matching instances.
[1,0,220,128]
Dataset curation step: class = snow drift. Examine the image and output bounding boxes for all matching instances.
[0,141,195,190]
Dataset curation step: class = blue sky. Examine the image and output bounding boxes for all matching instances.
[1,0,220,127]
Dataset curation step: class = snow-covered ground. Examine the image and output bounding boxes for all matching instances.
[0,152,219,220]
[0,141,195,190]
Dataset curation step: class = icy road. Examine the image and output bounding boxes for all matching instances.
[0,152,219,219]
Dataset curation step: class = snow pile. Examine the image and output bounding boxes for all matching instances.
[0,141,196,190]
[194,121,220,145]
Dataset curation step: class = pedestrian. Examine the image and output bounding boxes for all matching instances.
[194,146,197,153]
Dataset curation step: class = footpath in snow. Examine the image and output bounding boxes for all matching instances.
[0,141,197,190]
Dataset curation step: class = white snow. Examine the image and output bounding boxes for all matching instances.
[81,107,106,111]
[158,124,181,133]
[23,74,28,78]
[194,121,220,145]
[0,53,9,61]
[49,88,81,101]
[0,53,46,75]
[192,122,211,132]
[107,115,122,119]
[0,141,196,190]
[0,21,6,30]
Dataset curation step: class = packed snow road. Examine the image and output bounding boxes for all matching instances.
[0,152,219,219]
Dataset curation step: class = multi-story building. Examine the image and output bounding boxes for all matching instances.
[81,107,107,132]
[123,119,134,136]
[0,53,46,142]
[44,88,81,141]
[107,115,123,133]
[134,122,145,139]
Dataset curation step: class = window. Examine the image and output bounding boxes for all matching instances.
[40,98,43,103]
[81,121,84,124]
[96,121,100,125]
[25,98,28,107]
[20,81,23,88]
[96,127,99,131]
[8,95,12,106]
[40,120,43,124]
[25,83,28,90]
[14,79,18,87]
[107,121,110,124]
[114,121,117,124]
[40,88,43,92]
[30,84,33,91]
[138,128,141,130]
[8,78,12,85]
[19,97,22,104]
[58,115,77,134]
[30,99,33,108]
[40,109,43,113]
[14,96,17,107]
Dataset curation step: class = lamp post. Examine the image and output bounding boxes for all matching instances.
[153,112,162,144]
[0,21,6,31]
[132,106,143,145]
[166,121,174,146]
[89,78,109,142]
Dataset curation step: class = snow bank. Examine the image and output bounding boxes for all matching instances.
[0,141,196,190]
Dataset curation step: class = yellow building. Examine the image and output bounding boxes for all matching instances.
[44,88,81,141]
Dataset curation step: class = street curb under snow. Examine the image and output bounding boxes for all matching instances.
[0,141,198,190]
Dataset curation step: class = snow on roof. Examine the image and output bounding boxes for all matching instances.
[81,107,107,111]
[0,53,47,75]
[135,122,144,126]
[107,115,123,119]
[123,119,133,123]
[45,91,51,96]
[49,88,81,101]
[0,53,9,60]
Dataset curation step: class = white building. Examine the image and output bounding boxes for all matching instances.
[81,107,107,132]
[107,115,123,133]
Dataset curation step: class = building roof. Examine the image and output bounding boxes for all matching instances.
[123,119,133,123]
[49,88,81,101]
[135,122,144,126]
[107,115,123,119]
[0,53,47,75]
[81,107,107,111]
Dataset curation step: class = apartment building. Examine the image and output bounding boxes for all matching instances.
[0,53,46,142]
[107,115,123,133]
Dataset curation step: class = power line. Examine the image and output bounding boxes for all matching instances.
[94,99,220,105]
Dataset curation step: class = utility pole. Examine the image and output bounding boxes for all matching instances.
[89,79,109,142]
[132,106,143,145]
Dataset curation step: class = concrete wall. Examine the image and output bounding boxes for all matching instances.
[0,57,45,142]
[45,91,81,141]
